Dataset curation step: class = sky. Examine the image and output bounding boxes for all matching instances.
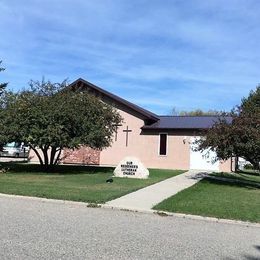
[0,0,259,115]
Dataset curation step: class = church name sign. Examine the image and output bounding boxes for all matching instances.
[121,161,139,176]
[114,156,149,179]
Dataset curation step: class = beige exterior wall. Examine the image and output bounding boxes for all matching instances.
[219,159,232,172]
[100,105,192,170]
[100,107,144,166]
[140,132,191,170]
[100,105,232,171]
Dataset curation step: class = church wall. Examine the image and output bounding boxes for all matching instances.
[219,158,232,172]
[99,107,191,170]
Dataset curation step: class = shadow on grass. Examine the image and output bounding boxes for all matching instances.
[0,162,114,175]
[187,172,209,180]
[203,177,260,190]
[237,169,260,176]
[211,172,260,185]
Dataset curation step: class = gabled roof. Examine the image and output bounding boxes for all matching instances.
[69,78,159,122]
[142,116,233,130]
[69,78,232,131]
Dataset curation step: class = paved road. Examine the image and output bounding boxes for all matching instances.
[0,196,259,260]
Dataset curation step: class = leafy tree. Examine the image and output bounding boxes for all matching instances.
[0,91,14,147]
[171,107,223,116]
[0,60,7,95]
[178,109,222,116]
[0,61,9,151]
[197,86,260,170]
[0,79,122,170]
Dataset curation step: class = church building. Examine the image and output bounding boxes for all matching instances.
[29,78,233,172]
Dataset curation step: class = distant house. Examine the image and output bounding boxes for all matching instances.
[29,78,233,172]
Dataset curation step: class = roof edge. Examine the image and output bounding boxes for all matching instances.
[141,126,207,130]
[69,78,159,121]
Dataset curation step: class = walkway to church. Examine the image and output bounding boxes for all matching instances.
[106,170,209,211]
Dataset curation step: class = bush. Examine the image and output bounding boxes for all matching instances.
[244,163,254,170]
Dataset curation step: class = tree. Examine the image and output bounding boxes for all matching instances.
[178,109,222,116]
[171,107,223,116]
[0,91,14,147]
[0,79,122,170]
[197,86,260,170]
[0,61,9,151]
[0,61,7,95]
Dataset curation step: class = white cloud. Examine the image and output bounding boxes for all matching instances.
[0,0,259,114]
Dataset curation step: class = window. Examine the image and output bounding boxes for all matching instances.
[159,133,167,156]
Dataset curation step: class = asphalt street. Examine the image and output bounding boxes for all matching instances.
[0,196,259,260]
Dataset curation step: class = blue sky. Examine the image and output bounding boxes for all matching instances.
[0,0,259,115]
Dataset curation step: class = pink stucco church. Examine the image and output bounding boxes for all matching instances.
[29,78,233,172]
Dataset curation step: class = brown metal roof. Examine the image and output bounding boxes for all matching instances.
[69,78,159,122]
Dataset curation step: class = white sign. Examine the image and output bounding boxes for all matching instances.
[114,156,149,179]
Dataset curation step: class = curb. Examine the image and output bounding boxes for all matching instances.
[102,204,260,228]
[0,193,260,228]
[0,193,102,208]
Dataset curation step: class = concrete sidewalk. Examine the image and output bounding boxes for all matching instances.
[106,170,209,211]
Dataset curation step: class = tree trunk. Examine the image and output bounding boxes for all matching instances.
[235,157,239,172]
[29,145,62,171]
[50,147,57,166]
[54,148,62,165]
[29,145,43,165]
[251,161,260,172]
[41,147,49,171]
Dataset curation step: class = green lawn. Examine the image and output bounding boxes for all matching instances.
[0,163,184,203]
[154,173,260,223]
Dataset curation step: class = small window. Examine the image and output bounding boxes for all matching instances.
[159,133,167,156]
